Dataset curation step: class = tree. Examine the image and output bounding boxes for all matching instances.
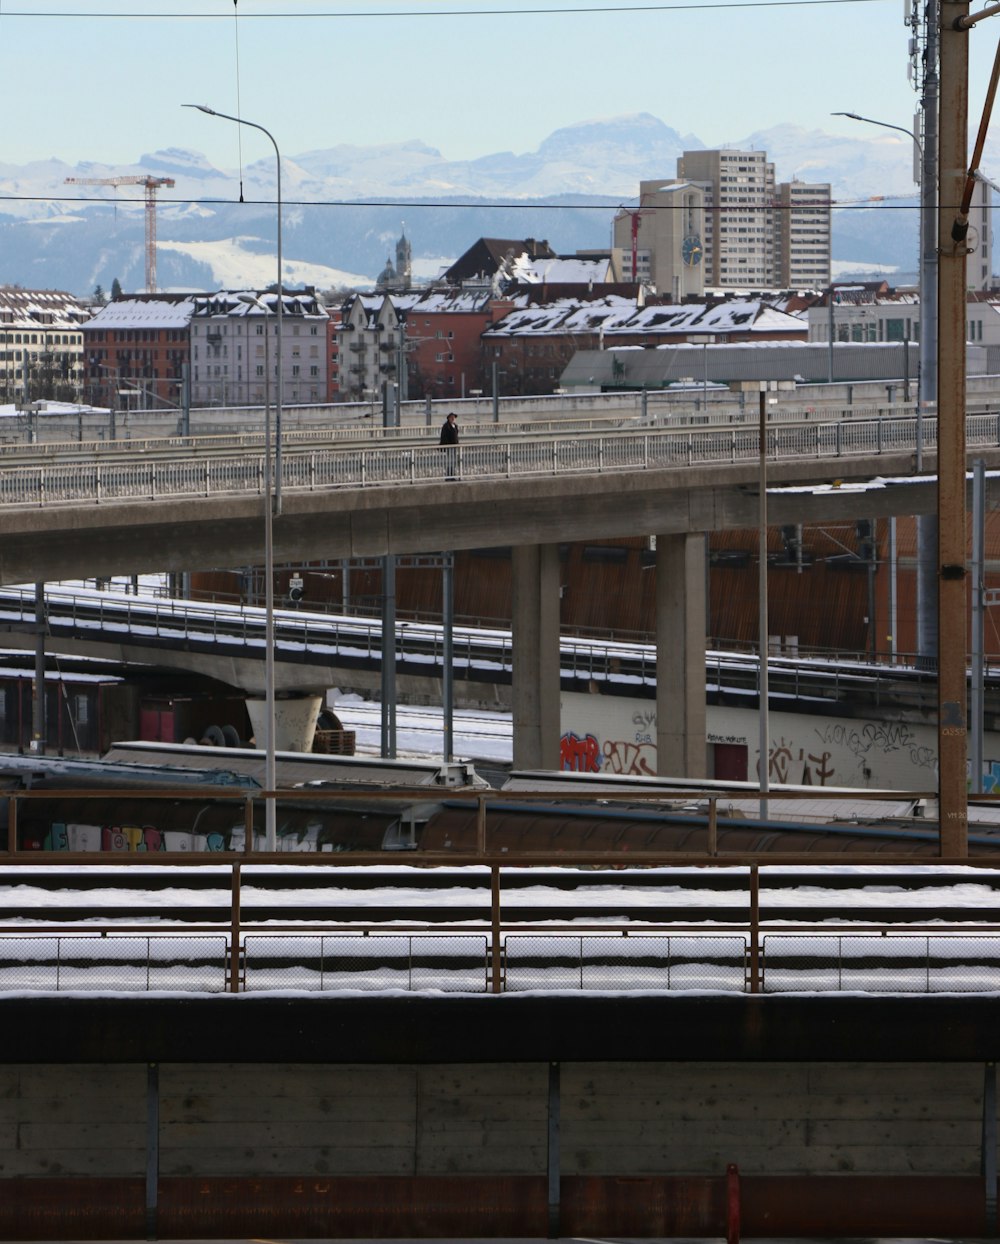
[93,284,106,304]
[111,277,122,301]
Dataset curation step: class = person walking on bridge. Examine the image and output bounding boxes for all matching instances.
[439,411,459,480]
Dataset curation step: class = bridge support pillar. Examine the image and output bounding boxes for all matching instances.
[656,532,707,778]
[511,544,561,770]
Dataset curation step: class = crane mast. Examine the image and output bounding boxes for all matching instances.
[63,174,176,294]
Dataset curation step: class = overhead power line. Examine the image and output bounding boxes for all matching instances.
[0,193,936,211]
[0,0,892,18]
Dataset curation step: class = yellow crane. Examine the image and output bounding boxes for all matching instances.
[64,174,176,294]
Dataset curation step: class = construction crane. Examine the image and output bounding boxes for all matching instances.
[64,174,176,294]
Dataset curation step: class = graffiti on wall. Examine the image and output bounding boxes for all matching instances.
[560,732,601,772]
[559,731,658,776]
[815,721,936,772]
[756,738,835,785]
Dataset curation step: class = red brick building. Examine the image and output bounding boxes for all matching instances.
[82,294,194,410]
[403,291,516,399]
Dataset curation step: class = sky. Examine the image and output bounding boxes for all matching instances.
[1,0,997,175]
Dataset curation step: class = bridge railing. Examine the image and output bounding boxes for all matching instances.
[0,411,956,509]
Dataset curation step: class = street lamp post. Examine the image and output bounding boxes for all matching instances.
[187,104,284,850]
[832,108,938,669]
[186,105,283,511]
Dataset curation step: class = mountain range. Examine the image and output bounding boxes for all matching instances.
[0,113,980,297]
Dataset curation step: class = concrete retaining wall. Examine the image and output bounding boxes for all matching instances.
[0,1061,990,1181]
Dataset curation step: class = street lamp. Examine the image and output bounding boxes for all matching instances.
[831,111,934,463]
[234,290,277,850]
[184,104,283,510]
[186,104,284,850]
[832,108,938,675]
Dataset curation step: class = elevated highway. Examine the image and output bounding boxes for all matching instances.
[2,408,1000,586]
[5,406,1000,774]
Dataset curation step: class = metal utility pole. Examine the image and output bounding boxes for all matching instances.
[31,583,46,755]
[917,0,941,669]
[935,0,970,853]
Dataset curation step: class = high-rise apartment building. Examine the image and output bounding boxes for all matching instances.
[670,150,832,291]
[677,149,776,288]
[774,180,832,288]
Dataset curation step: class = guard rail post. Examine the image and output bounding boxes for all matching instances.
[243,794,255,855]
[229,861,242,993]
[708,797,718,856]
[749,865,761,994]
[490,865,502,994]
[7,793,16,854]
[476,794,486,855]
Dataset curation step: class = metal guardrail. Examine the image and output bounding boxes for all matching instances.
[5,927,1000,995]
[0,410,978,510]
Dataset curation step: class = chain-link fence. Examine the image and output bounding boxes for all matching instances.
[762,934,1000,993]
[0,934,229,992]
[242,933,490,992]
[503,934,748,992]
[8,929,1000,995]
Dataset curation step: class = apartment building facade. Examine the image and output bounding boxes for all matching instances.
[625,152,833,293]
[189,290,329,408]
[774,180,832,288]
[82,294,193,410]
[0,287,92,405]
[677,149,776,288]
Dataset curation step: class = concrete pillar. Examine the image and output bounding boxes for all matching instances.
[511,544,561,770]
[655,533,707,778]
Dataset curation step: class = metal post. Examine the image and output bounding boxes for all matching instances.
[490,866,502,993]
[749,865,761,993]
[263,313,277,849]
[32,582,46,755]
[889,516,898,665]
[443,551,454,761]
[758,387,770,820]
[918,0,941,666]
[936,0,970,854]
[230,861,242,991]
[972,460,986,793]
[380,555,397,758]
[187,105,282,849]
[492,361,499,423]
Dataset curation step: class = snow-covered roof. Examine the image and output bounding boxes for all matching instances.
[509,255,613,285]
[191,289,328,319]
[0,286,91,329]
[84,297,197,329]
[484,297,805,339]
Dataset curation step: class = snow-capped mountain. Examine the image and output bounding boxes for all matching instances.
[0,113,983,294]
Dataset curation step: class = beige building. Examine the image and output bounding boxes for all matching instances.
[612,181,706,298]
[0,287,91,404]
[189,290,329,408]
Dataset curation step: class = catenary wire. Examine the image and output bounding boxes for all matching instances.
[0,0,893,17]
[0,193,937,210]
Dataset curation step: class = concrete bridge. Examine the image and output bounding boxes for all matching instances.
[3,409,999,772]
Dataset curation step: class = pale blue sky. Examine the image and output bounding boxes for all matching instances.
[0,0,994,173]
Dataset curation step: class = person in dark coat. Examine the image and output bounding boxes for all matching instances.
[439,411,459,479]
